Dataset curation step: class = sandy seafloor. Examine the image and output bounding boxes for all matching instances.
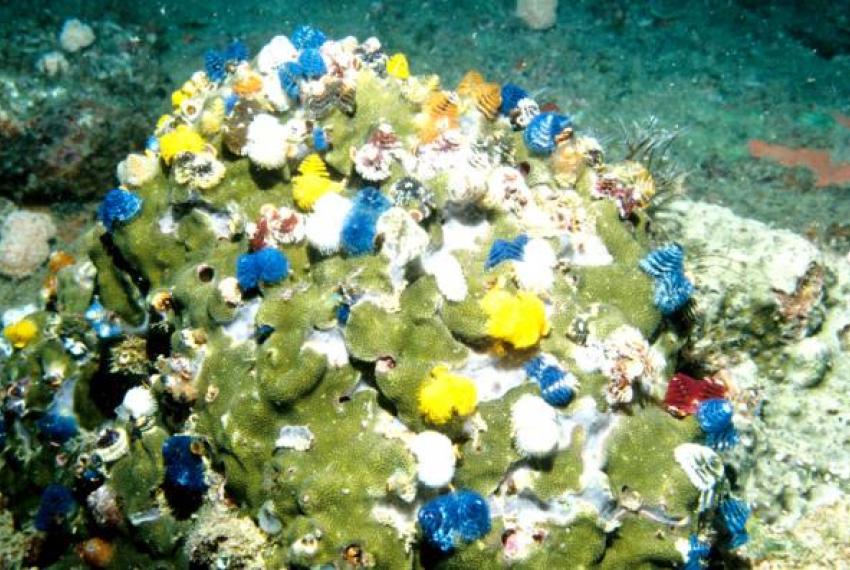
[1,0,850,565]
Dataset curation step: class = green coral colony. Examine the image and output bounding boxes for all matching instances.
[0,25,749,569]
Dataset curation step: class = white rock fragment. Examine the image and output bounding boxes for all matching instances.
[59,19,95,52]
[516,0,558,31]
[275,425,315,452]
[36,51,69,76]
[410,430,456,488]
[217,277,242,307]
[258,500,283,534]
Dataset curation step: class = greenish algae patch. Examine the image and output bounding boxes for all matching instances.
[598,517,686,570]
[605,406,701,516]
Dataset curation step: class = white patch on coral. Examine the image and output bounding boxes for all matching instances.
[2,304,38,327]
[223,298,261,342]
[245,113,290,169]
[561,233,613,266]
[377,207,429,269]
[371,503,417,553]
[421,250,468,302]
[441,218,490,253]
[455,352,526,401]
[410,430,455,488]
[305,193,353,255]
[569,397,617,498]
[275,425,315,451]
[491,396,619,541]
[158,208,178,235]
[301,328,349,368]
[182,209,232,240]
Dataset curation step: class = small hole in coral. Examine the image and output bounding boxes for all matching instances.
[342,544,363,565]
[518,161,531,176]
[197,265,215,282]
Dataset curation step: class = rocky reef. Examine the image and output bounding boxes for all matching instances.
[0,26,749,568]
[662,198,850,565]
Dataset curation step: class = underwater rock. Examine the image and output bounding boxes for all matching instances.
[0,27,752,569]
[664,198,850,556]
[0,210,56,279]
[59,19,95,53]
[516,0,558,30]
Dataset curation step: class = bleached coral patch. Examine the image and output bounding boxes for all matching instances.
[422,250,468,302]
